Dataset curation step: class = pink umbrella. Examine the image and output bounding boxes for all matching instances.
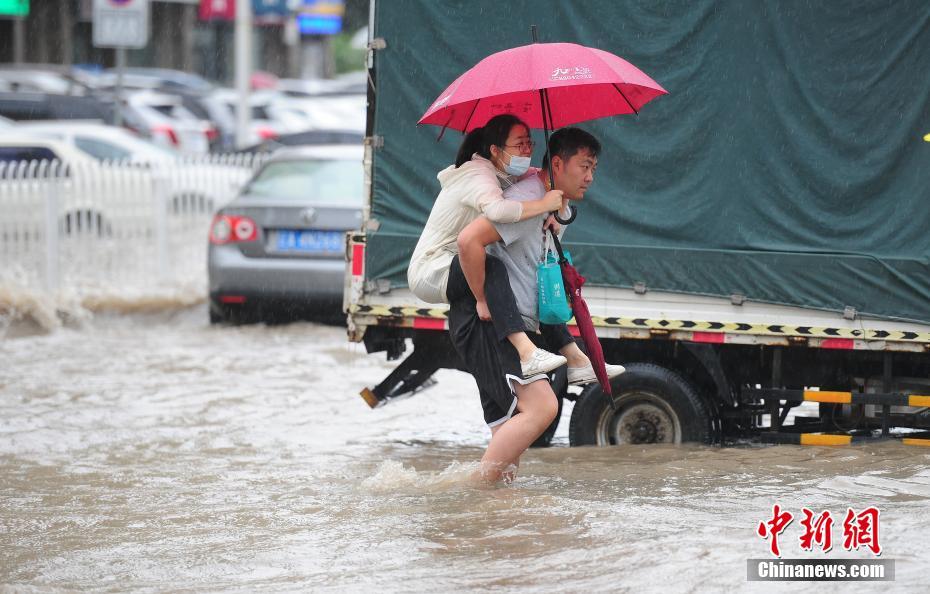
[418,40,667,133]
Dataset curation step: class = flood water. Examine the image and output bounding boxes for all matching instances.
[2,305,929,592]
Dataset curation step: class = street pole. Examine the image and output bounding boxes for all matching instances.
[12,17,25,64]
[115,48,126,127]
[235,0,252,149]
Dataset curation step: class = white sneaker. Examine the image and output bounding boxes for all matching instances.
[567,363,626,386]
[521,348,568,378]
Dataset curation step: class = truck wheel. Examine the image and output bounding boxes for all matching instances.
[569,363,712,446]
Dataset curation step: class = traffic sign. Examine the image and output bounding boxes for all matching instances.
[0,0,29,17]
[93,0,150,49]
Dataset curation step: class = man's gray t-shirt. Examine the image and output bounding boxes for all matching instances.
[488,175,551,332]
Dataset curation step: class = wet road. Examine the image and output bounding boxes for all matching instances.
[1,306,929,592]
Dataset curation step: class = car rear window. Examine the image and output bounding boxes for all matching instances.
[246,159,363,205]
[75,136,132,161]
[0,146,59,163]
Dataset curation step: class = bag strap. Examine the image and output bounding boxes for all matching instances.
[548,228,568,265]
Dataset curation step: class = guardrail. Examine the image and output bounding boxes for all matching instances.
[0,154,266,304]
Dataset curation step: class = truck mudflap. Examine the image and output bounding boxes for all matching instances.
[359,331,458,408]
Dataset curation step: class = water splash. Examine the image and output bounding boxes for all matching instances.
[360,459,505,493]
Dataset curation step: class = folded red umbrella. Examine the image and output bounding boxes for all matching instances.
[550,231,614,405]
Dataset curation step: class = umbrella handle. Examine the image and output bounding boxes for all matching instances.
[548,227,569,264]
[554,205,577,225]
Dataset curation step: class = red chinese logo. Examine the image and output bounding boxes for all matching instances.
[799,508,834,553]
[758,505,882,557]
[757,504,794,557]
[843,507,882,556]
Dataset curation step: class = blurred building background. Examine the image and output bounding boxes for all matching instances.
[0,0,370,82]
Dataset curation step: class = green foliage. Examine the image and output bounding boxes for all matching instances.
[332,30,367,74]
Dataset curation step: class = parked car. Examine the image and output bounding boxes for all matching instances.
[276,72,367,97]
[0,133,253,240]
[267,94,366,132]
[0,91,112,122]
[207,144,364,324]
[207,89,298,146]
[9,122,255,215]
[125,90,213,154]
[0,135,136,236]
[0,63,94,95]
[90,69,232,151]
[11,120,180,163]
[99,67,215,94]
[238,128,364,154]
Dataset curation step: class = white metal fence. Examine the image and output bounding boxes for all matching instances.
[0,154,267,305]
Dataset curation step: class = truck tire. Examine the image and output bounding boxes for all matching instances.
[569,363,713,446]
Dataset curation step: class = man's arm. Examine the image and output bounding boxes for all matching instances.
[456,217,503,321]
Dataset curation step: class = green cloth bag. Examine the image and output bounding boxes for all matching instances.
[537,234,573,324]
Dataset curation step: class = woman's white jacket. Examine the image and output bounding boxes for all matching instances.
[407,155,523,304]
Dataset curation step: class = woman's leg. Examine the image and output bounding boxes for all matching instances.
[454,255,560,367]
[482,255,540,361]
[540,323,590,368]
[477,379,559,484]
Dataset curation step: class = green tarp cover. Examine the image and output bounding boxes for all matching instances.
[368,0,930,324]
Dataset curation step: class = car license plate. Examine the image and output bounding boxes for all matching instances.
[275,229,343,254]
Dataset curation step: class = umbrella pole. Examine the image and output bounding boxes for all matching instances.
[539,87,576,226]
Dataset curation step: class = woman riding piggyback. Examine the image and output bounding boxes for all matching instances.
[407,114,563,305]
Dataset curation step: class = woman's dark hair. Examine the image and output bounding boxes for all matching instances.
[454,114,528,168]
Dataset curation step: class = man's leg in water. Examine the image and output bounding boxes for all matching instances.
[478,379,559,484]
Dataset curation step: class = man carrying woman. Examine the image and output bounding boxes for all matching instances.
[451,127,624,483]
[407,116,622,484]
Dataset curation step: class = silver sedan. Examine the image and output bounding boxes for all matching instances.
[208,144,363,324]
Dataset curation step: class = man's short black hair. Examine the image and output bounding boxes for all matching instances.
[541,127,601,169]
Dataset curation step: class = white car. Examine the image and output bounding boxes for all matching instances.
[12,120,180,163]
[0,136,148,237]
[267,94,366,132]
[125,90,213,154]
[0,132,253,232]
[207,89,303,146]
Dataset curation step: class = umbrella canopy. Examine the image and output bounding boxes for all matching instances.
[418,42,667,132]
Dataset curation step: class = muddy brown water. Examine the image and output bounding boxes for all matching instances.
[1,306,928,592]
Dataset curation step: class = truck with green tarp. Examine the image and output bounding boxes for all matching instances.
[345,0,930,447]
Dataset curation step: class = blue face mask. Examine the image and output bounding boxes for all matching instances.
[502,150,531,176]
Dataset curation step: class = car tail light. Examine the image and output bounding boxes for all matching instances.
[256,126,278,140]
[152,124,179,146]
[210,214,258,244]
[205,125,218,142]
